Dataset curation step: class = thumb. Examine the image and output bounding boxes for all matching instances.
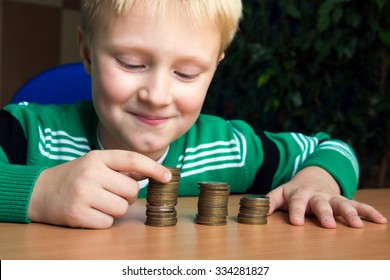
[266,185,288,215]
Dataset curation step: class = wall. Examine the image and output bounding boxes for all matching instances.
[0,0,81,108]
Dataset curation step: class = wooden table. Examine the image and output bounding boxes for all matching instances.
[0,189,389,260]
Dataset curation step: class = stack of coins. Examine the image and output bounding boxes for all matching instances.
[195,181,230,226]
[237,194,270,225]
[145,167,180,227]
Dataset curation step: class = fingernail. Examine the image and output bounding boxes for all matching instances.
[378,214,387,221]
[324,215,336,226]
[164,170,172,182]
[324,215,333,223]
[351,216,361,223]
[292,214,304,223]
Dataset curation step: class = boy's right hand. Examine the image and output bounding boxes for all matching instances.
[27,150,172,229]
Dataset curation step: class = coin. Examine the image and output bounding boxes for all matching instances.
[237,194,270,225]
[195,181,230,226]
[145,167,180,227]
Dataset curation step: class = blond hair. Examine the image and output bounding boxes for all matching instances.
[80,0,242,52]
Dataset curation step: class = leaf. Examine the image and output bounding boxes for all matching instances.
[317,14,331,32]
[332,6,343,24]
[285,3,301,18]
[379,29,390,45]
[376,0,386,9]
[292,92,303,107]
[257,68,274,88]
[317,1,333,32]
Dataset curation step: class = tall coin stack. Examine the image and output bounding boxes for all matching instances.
[145,167,180,227]
[195,181,230,226]
[237,194,270,225]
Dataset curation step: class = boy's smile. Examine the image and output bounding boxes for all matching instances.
[131,113,172,126]
[79,2,223,160]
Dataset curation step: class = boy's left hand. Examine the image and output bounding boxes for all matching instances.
[267,166,387,228]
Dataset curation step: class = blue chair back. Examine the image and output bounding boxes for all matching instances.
[10,63,92,104]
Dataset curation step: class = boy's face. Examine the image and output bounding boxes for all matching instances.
[79,4,223,160]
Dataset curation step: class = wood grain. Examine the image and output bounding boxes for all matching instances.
[0,189,388,260]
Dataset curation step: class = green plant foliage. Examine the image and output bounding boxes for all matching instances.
[205,0,390,188]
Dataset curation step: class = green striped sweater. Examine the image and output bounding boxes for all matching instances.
[0,101,359,223]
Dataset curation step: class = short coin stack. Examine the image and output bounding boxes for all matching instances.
[237,194,270,225]
[145,167,180,227]
[195,181,230,226]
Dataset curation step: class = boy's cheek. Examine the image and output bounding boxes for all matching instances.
[93,72,134,102]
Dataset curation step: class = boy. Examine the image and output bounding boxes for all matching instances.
[0,0,386,229]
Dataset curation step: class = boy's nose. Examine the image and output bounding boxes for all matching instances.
[138,70,172,106]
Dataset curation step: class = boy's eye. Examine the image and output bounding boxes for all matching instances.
[117,59,145,70]
[174,71,199,80]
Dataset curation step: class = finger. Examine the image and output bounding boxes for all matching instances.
[349,200,387,224]
[89,189,130,219]
[309,196,337,229]
[120,171,148,181]
[79,209,115,229]
[100,169,140,204]
[89,150,172,183]
[287,192,310,226]
[65,205,115,229]
[266,186,287,214]
[86,210,115,229]
[67,174,134,227]
[331,198,364,228]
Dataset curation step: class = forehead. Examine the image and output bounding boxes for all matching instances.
[90,3,222,65]
[87,1,225,54]
[95,3,222,53]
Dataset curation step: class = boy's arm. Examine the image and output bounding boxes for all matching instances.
[0,108,42,223]
[246,129,358,197]
[267,132,359,199]
[267,165,387,228]
[0,162,45,223]
[0,106,171,228]
[241,127,386,228]
[259,132,386,228]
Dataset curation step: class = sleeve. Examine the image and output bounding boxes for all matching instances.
[0,107,45,223]
[250,130,359,199]
[0,162,45,223]
[295,136,359,199]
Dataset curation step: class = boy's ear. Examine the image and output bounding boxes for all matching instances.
[77,27,92,74]
[218,52,225,64]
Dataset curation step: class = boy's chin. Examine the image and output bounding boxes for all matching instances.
[130,144,170,160]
